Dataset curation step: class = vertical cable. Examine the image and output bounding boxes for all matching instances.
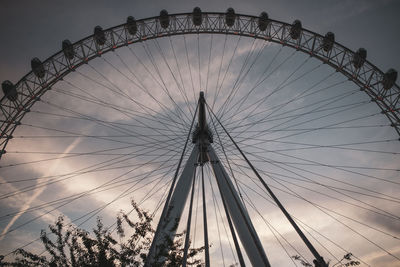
[145,102,199,267]
[202,165,211,267]
[182,166,197,267]
[207,102,328,267]
[219,193,246,267]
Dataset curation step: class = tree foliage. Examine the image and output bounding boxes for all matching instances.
[0,200,204,267]
[292,252,360,267]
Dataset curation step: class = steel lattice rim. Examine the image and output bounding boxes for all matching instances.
[0,10,399,158]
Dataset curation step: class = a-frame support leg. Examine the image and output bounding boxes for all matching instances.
[146,146,199,265]
[208,146,271,267]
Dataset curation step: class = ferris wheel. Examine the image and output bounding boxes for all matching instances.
[0,7,399,266]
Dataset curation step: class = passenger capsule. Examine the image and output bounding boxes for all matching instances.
[31,58,45,79]
[159,9,170,29]
[126,16,137,35]
[322,32,335,52]
[258,12,269,31]
[62,39,75,60]
[290,20,302,40]
[94,26,106,46]
[225,8,236,27]
[382,69,398,90]
[192,7,202,26]
[2,80,17,102]
[352,48,367,68]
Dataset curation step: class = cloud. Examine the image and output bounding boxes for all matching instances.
[0,10,400,266]
[363,207,400,236]
[0,137,81,241]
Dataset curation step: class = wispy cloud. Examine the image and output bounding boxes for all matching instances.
[0,138,81,240]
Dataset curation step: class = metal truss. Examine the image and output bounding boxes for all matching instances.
[1,11,399,158]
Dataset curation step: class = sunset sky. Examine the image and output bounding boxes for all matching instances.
[0,0,400,266]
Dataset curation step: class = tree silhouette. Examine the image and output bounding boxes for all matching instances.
[0,200,204,267]
[292,252,360,267]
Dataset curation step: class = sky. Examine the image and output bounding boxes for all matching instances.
[1,0,400,83]
[0,0,400,266]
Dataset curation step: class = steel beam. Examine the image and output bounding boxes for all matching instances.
[208,146,271,267]
[146,145,199,265]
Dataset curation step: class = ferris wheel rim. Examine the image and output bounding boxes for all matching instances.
[1,9,399,157]
[0,10,399,266]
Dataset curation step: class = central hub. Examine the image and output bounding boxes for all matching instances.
[192,91,213,164]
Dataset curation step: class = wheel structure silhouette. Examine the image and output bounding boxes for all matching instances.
[0,7,399,266]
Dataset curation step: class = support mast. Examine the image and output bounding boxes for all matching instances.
[147,92,325,267]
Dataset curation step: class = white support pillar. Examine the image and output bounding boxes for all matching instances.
[147,145,199,264]
[208,146,271,267]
